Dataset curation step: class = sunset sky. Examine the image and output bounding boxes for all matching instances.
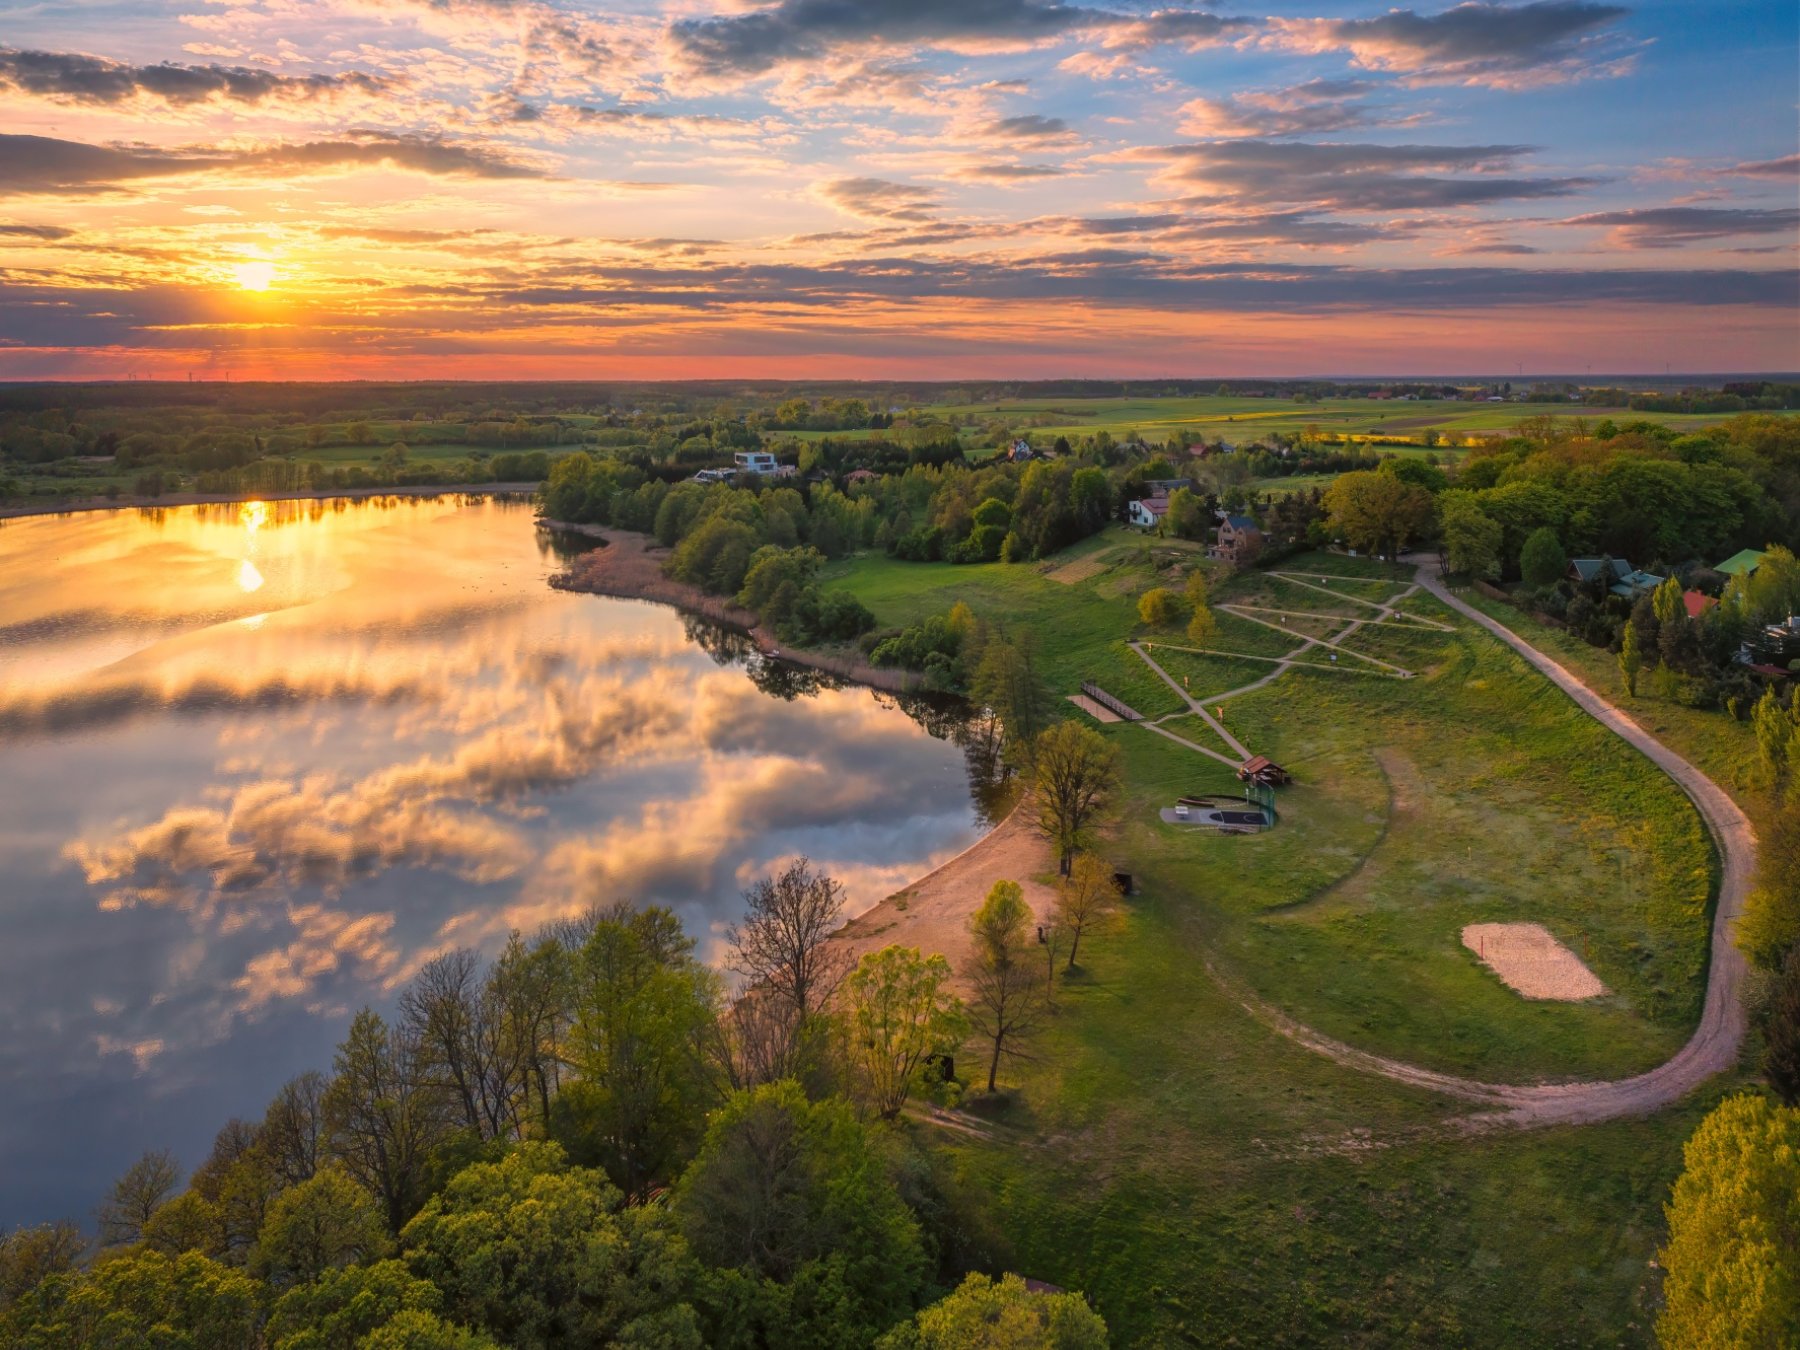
[0,0,1795,379]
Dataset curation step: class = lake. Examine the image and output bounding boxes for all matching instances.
[0,494,986,1226]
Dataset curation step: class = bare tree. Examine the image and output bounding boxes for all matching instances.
[1056,853,1119,970]
[262,1071,327,1188]
[726,858,851,1078]
[96,1149,181,1246]
[323,1010,451,1233]
[1030,721,1121,875]
[400,949,524,1142]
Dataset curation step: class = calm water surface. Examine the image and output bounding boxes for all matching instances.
[0,495,984,1225]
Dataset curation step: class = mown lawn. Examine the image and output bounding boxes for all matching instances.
[830,544,1740,1345]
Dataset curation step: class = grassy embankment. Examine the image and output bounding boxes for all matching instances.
[820,539,1746,1347]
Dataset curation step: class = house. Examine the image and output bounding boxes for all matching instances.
[1683,590,1717,620]
[1208,514,1264,563]
[1144,477,1196,498]
[1237,755,1292,788]
[732,450,779,476]
[1716,548,1766,578]
[1128,498,1170,529]
[1568,557,1632,587]
[844,468,879,487]
[1610,568,1665,601]
[1004,439,1036,463]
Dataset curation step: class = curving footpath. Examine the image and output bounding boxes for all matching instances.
[1220,561,1754,1128]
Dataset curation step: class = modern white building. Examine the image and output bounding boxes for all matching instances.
[733,451,779,475]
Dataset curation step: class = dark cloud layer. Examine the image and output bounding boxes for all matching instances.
[669,0,1250,79]
[1140,140,1599,210]
[0,133,547,196]
[1561,206,1800,248]
[1276,1,1631,86]
[0,46,389,108]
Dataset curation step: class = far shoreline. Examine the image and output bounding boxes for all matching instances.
[0,481,542,522]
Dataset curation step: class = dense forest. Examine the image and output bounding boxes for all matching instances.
[0,863,1114,1349]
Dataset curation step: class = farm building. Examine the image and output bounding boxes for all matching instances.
[1209,514,1264,563]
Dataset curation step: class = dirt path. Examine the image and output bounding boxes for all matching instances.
[1217,561,1753,1127]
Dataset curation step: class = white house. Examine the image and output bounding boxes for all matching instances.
[1128,498,1170,530]
[733,451,779,475]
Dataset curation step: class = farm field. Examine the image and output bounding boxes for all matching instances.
[920,393,1782,448]
[827,541,1743,1345]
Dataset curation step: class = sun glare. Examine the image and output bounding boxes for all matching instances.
[231,261,276,292]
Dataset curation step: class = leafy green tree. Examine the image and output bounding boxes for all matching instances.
[0,1222,84,1310]
[1742,801,1800,968]
[1755,685,1793,790]
[1164,487,1208,541]
[3,1248,262,1350]
[1767,947,1800,1107]
[251,1167,391,1286]
[971,639,1052,751]
[1030,721,1122,875]
[838,946,968,1120]
[1439,492,1502,580]
[555,904,720,1200]
[142,1192,225,1260]
[266,1259,457,1350]
[1618,619,1642,698]
[966,882,1043,1092]
[1323,469,1435,561]
[674,1082,925,1347]
[877,1272,1109,1349]
[1136,588,1180,627]
[1658,1094,1800,1349]
[1056,853,1118,970]
[402,1143,699,1350]
[360,1309,502,1349]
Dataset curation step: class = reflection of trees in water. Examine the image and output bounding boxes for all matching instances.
[535,525,602,566]
[680,613,1018,826]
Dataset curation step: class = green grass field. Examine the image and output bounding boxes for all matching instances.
[825,540,1745,1345]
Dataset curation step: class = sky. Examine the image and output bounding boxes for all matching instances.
[0,0,1795,379]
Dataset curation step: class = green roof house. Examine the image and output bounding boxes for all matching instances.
[1716,549,1767,577]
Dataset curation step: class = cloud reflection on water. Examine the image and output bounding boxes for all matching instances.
[0,496,983,1225]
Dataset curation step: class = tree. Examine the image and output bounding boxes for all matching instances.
[1658,1094,1800,1349]
[1056,853,1119,970]
[1030,721,1122,875]
[0,1222,84,1310]
[1755,684,1793,790]
[263,1071,328,1187]
[1767,947,1800,1106]
[141,1192,224,1260]
[323,1009,450,1233]
[1323,469,1435,561]
[402,1143,699,1350]
[400,950,521,1143]
[1136,587,1180,627]
[266,1259,480,1350]
[673,1081,924,1345]
[97,1149,182,1247]
[4,1249,262,1349]
[555,904,720,1201]
[1438,492,1502,580]
[877,1272,1109,1349]
[1741,801,1800,968]
[966,882,1043,1093]
[726,859,851,1076]
[1618,619,1641,697]
[838,946,968,1120]
[251,1167,390,1286]
[972,638,1052,751]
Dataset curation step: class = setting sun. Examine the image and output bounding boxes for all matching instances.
[231,261,276,293]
